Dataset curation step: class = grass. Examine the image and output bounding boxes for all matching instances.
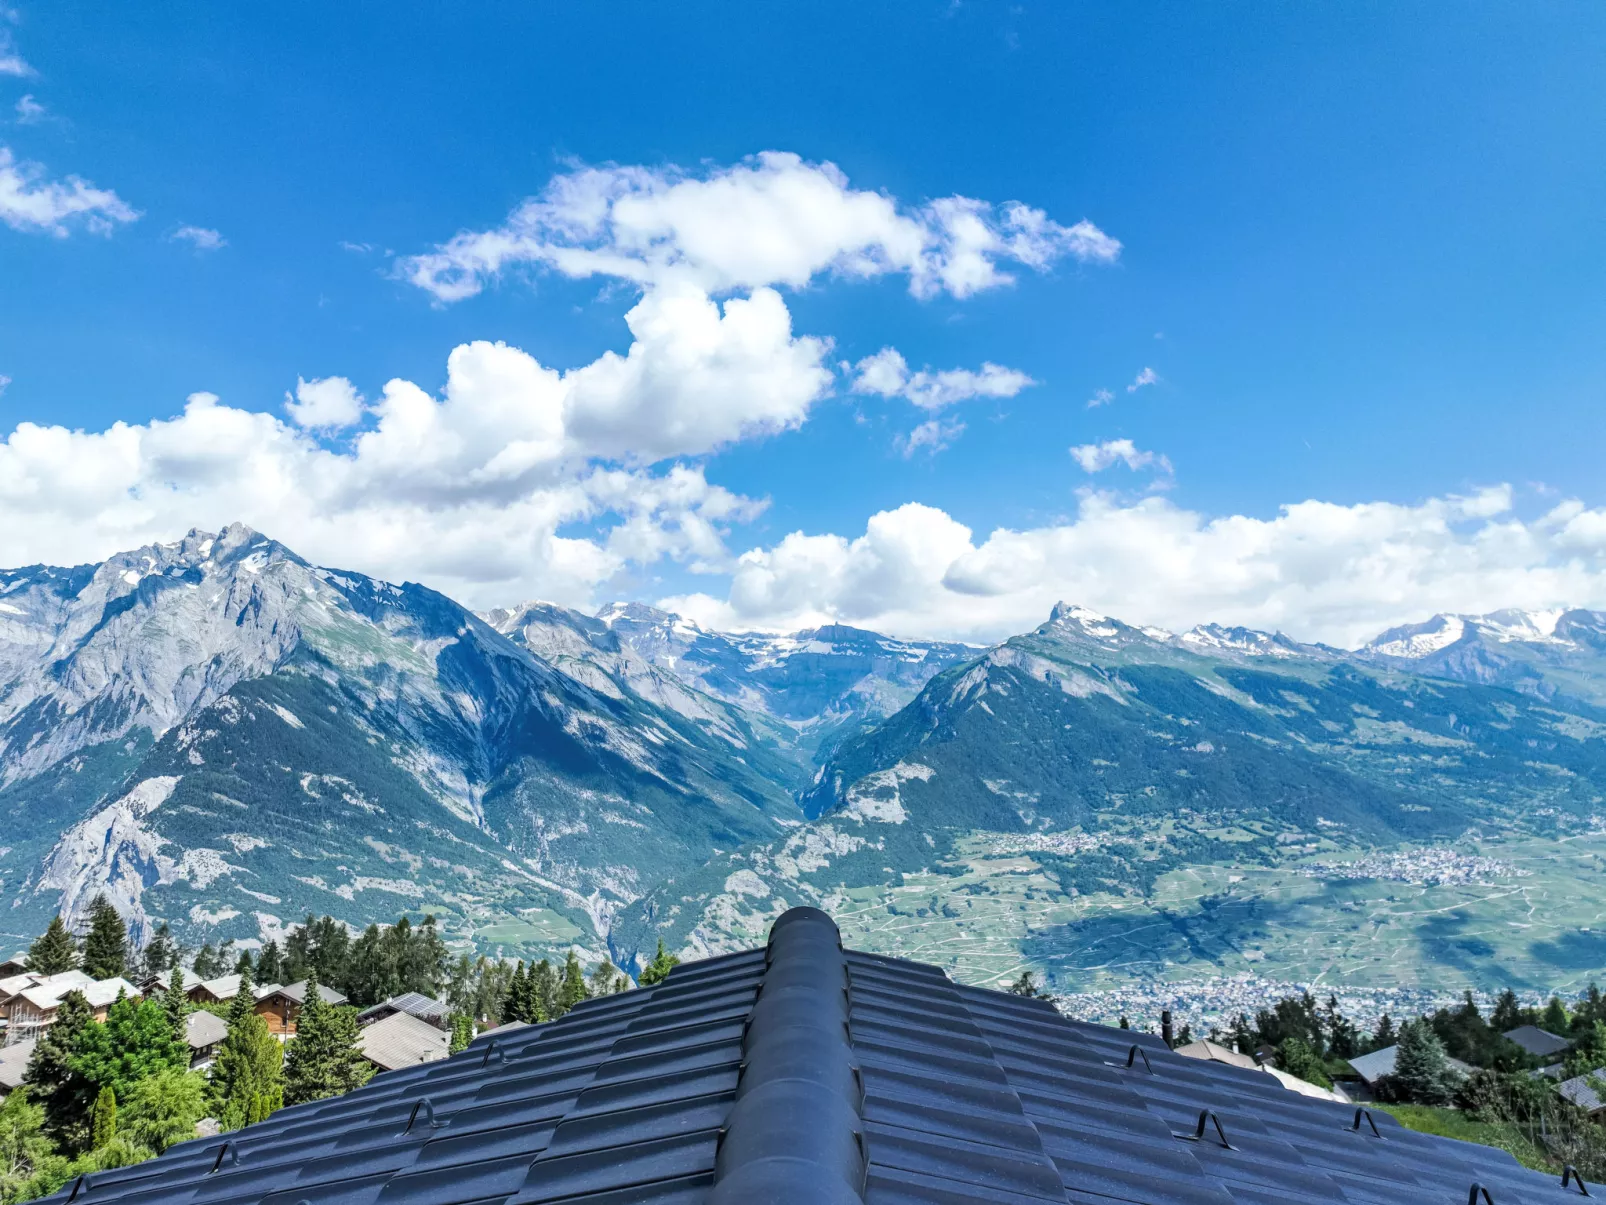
[1377,1104,1556,1172]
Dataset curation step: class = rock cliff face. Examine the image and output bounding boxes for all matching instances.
[0,526,799,956]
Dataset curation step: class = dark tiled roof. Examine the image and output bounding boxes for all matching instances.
[36,907,1598,1205]
[1503,1026,1572,1060]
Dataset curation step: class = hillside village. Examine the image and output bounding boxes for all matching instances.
[5,893,1606,1201]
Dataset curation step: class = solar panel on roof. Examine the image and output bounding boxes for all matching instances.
[36,907,1602,1205]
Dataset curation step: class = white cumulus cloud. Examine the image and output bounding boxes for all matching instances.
[0,361,761,609]
[0,24,31,78]
[1069,438,1172,475]
[0,146,137,236]
[1127,366,1159,393]
[284,376,364,431]
[171,224,226,251]
[662,486,1606,648]
[399,151,1119,304]
[849,347,1034,410]
[898,417,966,459]
[14,94,43,123]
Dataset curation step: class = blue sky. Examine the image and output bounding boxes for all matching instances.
[1,2,1603,644]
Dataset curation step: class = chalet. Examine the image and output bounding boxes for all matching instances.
[1346,1042,1475,1092]
[0,953,27,978]
[30,907,1602,1205]
[184,1009,229,1070]
[2,974,139,1046]
[254,980,349,1037]
[185,974,263,1005]
[1503,1024,1572,1063]
[356,1010,449,1072]
[1559,1067,1606,1116]
[357,991,450,1031]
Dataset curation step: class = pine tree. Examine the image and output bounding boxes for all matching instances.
[0,1085,60,1196]
[1387,1019,1459,1105]
[140,922,178,981]
[528,960,555,1022]
[226,964,256,1027]
[210,966,283,1131]
[161,969,190,1044]
[448,1013,474,1055]
[282,979,372,1107]
[121,1069,206,1154]
[1323,995,1360,1059]
[588,958,627,997]
[1006,971,1043,998]
[191,942,222,980]
[23,990,96,1150]
[506,963,529,1023]
[637,939,679,987]
[1544,996,1571,1035]
[255,940,284,986]
[1227,1012,1256,1054]
[1274,1036,1333,1088]
[70,992,189,1102]
[556,950,588,1017]
[27,916,79,976]
[1491,988,1523,1033]
[1372,1013,1397,1050]
[81,894,129,981]
[233,948,254,976]
[89,1087,117,1150]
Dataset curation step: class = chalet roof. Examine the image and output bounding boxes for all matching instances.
[32,907,1599,1205]
[358,1010,450,1071]
[1174,1039,1260,1071]
[1558,1068,1606,1113]
[185,1009,229,1051]
[0,1037,34,1092]
[259,979,348,1007]
[1502,1025,1572,1060]
[189,974,249,1000]
[14,975,137,1012]
[0,968,93,1003]
[1345,1042,1475,1086]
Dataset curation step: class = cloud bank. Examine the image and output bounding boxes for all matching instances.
[399,150,1119,304]
[1,153,1114,607]
[663,488,1606,648]
[8,149,1602,648]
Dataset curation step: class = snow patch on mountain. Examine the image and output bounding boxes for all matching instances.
[1368,615,1468,658]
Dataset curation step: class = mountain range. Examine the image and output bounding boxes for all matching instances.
[4,527,1606,1000]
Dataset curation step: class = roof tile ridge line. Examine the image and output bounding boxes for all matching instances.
[929,969,1075,1203]
[710,907,867,1205]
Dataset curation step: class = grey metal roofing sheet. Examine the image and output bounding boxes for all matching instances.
[36,908,1600,1205]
